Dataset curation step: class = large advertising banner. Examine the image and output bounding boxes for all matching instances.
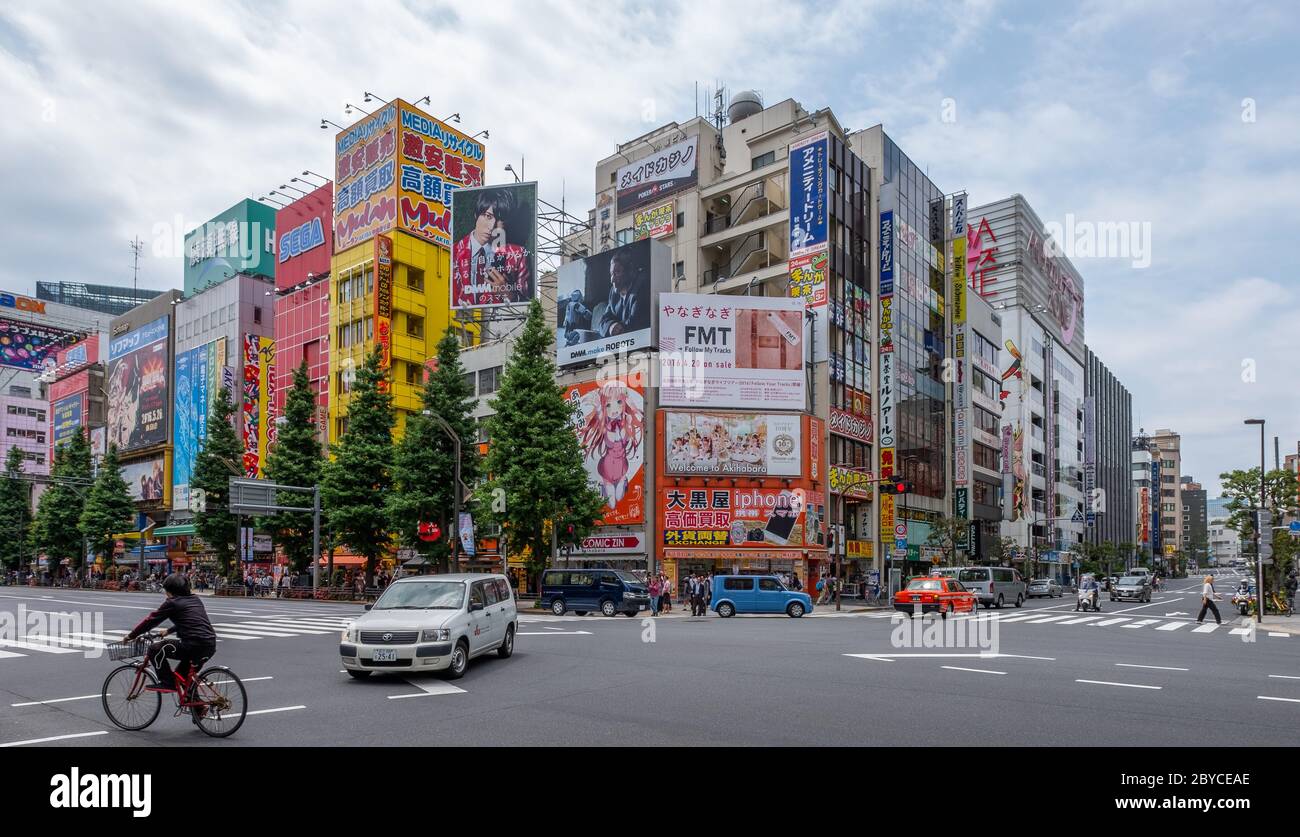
[664,411,802,476]
[396,102,486,249]
[107,316,169,453]
[616,135,698,214]
[0,316,77,371]
[633,201,674,241]
[51,394,83,451]
[788,131,829,258]
[172,344,210,510]
[450,182,537,309]
[333,104,399,251]
[375,234,393,373]
[241,335,275,478]
[658,293,805,410]
[556,238,667,367]
[121,456,165,502]
[952,193,967,325]
[276,183,333,291]
[1084,395,1097,525]
[661,486,816,548]
[565,378,645,526]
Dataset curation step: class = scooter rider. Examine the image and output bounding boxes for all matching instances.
[1077,575,1101,611]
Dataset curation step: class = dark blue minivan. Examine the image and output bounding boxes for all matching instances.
[540,569,650,617]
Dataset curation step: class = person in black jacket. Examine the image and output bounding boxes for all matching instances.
[125,573,217,692]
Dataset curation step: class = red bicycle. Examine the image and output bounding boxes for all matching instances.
[101,631,248,738]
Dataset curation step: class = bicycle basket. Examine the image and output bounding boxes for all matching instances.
[106,635,151,661]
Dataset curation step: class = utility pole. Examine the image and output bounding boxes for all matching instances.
[129,237,143,294]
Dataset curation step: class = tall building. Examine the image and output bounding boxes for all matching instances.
[564,94,868,588]
[1,382,50,475]
[1151,428,1182,563]
[273,182,333,446]
[1208,508,1242,567]
[1084,347,1133,548]
[36,282,165,317]
[853,127,953,579]
[106,290,184,535]
[171,274,278,522]
[327,99,485,441]
[43,336,106,470]
[1180,477,1208,566]
[968,195,1087,583]
[183,199,277,297]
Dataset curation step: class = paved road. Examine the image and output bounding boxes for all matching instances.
[1,577,1297,747]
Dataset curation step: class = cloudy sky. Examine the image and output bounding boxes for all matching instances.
[1,0,1295,495]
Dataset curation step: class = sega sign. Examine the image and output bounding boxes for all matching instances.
[279,217,326,263]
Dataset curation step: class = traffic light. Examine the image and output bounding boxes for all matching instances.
[879,481,913,495]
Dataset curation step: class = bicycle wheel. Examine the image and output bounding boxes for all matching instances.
[189,666,248,738]
[102,665,162,731]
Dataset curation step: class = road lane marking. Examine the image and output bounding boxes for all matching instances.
[1076,679,1161,690]
[1059,616,1103,624]
[1268,632,1290,638]
[209,624,295,637]
[1122,620,1162,629]
[0,650,24,659]
[517,630,592,635]
[208,676,273,685]
[1268,675,1300,680]
[0,731,109,747]
[11,693,103,707]
[990,614,1048,623]
[0,594,150,610]
[1108,599,1181,614]
[1156,622,1188,631]
[245,705,306,716]
[846,653,1055,661]
[1258,696,1300,704]
[1191,623,1220,633]
[940,666,1006,675]
[1022,615,1077,624]
[1116,663,1189,672]
[389,679,467,699]
[0,639,78,654]
[229,622,333,634]
[1094,618,1131,626]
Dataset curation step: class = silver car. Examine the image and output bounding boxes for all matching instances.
[340,573,518,680]
[1027,577,1062,598]
[1110,575,1152,603]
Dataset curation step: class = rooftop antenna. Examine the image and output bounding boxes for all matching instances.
[129,236,143,294]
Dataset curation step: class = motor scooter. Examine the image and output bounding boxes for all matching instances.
[1075,585,1102,612]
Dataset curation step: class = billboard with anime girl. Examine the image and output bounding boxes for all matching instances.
[565,377,646,526]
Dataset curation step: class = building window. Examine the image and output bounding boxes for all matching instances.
[478,366,501,395]
[254,306,262,325]
[407,267,424,291]
[676,212,685,230]
[366,317,374,340]
[407,314,424,339]
[616,228,633,247]
[973,443,999,471]
[751,150,775,169]
[365,266,374,295]
[463,372,476,396]
[405,362,421,386]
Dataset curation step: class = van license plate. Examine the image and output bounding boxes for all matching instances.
[371,649,397,662]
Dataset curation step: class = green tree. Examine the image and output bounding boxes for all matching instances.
[262,360,325,574]
[321,348,395,586]
[0,445,33,571]
[924,516,968,566]
[389,329,478,572]
[79,444,136,569]
[31,430,92,578]
[1219,467,1299,547]
[475,300,605,588]
[193,387,243,580]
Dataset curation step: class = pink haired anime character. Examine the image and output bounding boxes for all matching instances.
[578,382,645,509]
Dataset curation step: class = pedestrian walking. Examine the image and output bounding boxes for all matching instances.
[648,575,661,616]
[660,573,672,613]
[1196,574,1222,625]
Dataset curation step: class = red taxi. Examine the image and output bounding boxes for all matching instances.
[892,576,978,618]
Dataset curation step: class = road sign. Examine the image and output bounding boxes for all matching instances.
[1262,558,1275,566]
[892,548,908,559]
[229,478,277,515]
[1290,521,1300,534]
[894,523,907,538]
[1071,509,1083,523]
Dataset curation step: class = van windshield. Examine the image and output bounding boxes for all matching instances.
[373,580,465,610]
[613,571,643,586]
[958,569,989,582]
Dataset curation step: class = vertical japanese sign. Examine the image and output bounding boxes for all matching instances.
[1044,337,1055,527]
[397,102,486,248]
[952,193,967,325]
[375,233,393,374]
[879,209,896,559]
[788,132,828,258]
[1084,395,1097,525]
[241,335,275,478]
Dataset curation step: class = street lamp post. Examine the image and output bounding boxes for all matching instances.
[1246,418,1265,624]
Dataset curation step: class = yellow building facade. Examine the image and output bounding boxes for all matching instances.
[327,99,485,439]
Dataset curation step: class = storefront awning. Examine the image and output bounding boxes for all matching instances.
[153,524,196,537]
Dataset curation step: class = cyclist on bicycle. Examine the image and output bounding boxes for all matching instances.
[124,572,217,692]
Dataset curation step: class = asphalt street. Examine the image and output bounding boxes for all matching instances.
[2,571,1297,747]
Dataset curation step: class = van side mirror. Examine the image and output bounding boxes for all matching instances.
[364,604,372,611]
[469,602,484,612]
